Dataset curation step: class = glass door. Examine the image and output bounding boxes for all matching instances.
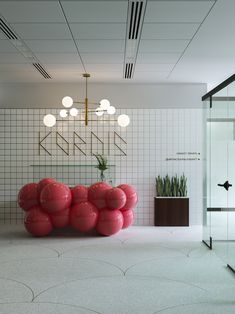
[209,98,230,254]
[202,73,235,273]
[227,83,235,272]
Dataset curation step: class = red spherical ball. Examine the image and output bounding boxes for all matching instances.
[71,185,88,205]
[40,182,72,214]
[24,206,53,236]
[70,201,98,232]
[37,178,56,198]
[88,182,112,210]
[118,184,138,211]
[96,210,123,236]
[122,209,134,229]
[18,183,39,211]
[105,188,127,210]
[50,207,70,228]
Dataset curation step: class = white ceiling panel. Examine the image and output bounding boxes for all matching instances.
[145,1,214,23]
[34,53,82,64]
[0,63,35,72]
[0,1,64,23]
[133,71,169,81]
[0,53,28,63]
[45,64,83,72]
[0,70,46,82]
[135,64,174,72]
[25,40,76,53]
[86,64,122,72]
[77,40,125,53]
[0,32,6,39]
[142,23,199,40]
[82,53,123,64]
[137,53,181,64]
[61,1,127,23]
[139,40,189,53]
[49,71,82,79]
[70,23,125,40]
[10,23,71,40]
[0,40,18,53]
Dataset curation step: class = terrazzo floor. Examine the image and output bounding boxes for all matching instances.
[0,225,235,314]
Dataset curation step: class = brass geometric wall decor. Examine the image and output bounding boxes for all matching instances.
[73,131,86,156]
[38,131,127,156]
[56,132,69,156]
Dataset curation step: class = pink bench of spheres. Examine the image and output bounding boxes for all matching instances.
[18,178,138,237]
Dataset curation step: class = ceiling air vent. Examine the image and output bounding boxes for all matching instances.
[123,0,147,79]
[125,63,134,79]
[0,18,18,39]
[33,63,51,79]
[128,1,143,40]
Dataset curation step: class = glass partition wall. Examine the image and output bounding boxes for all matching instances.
[202,74,235,273]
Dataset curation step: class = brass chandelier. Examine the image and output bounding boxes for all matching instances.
[43,73,130,128]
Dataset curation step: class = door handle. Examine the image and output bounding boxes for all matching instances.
[218,181,232,191]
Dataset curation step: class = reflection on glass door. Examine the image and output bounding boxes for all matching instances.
[202,75,235,273]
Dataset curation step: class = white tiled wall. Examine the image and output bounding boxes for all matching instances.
[0,108,203,225]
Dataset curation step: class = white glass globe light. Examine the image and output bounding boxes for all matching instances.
[107,105,116,115]
[43,114,56,127]
[96,107,104,116]
[70,108,78,116]
[100,99,110,110]
[60,109,68,118]
[62,96,73,108]
[117,114,130,127]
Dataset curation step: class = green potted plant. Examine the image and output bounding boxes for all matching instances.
[155,174,189,226]
[93,154,109,182]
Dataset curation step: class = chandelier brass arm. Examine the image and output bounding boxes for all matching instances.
[43,73,130,128]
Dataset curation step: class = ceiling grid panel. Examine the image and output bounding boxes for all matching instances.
[0,13,52,80]
[0,0,226,84]
[136,0,217,81]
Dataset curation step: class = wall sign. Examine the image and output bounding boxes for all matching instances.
[166,152,201,161]
[38,131,127,156]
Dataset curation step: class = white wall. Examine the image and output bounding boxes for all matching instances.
[0,83,206,226]
[0,82,206,109]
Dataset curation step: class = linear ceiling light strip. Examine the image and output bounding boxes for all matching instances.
[0,18,18,39]
[128,2,134,39]
[58,0,87,73]
[132,1,139,39]
[123,0,147,79]
[0,15,52,79]
[134,1,143,39]
[33,63,51,79]
[36,63,51,79]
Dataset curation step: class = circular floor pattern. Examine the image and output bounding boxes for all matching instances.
[0,257,123,297]
[35,276,208,314]
[0,278,33,303]
[0,302,100,314]
[152,302,235,314]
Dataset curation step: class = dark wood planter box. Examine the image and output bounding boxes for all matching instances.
[154,197,189,226]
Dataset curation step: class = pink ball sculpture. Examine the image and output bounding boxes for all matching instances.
[37,178,56,197]
[71,185,88,205]
[105,188,126,210]
[50,207,70,228]
[40,182,72,214]
[24,206,53,237]
[88,182,112,210]
[96,210,123,236]
[118,184,138,210]
[18,179,138,237]
[70,202,98,232]
[122,209,134,229]
[18,183,39,211]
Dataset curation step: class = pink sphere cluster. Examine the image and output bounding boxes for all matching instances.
[18,179,138,237]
